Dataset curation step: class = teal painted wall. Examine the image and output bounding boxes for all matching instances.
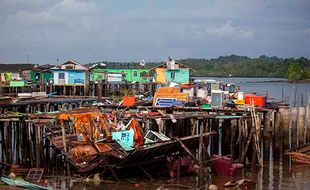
[52,69,86,85]
[68,70,85,84]
[91,68,149,83]
[165,68,189,83]
[92,69,106,81]
[31,71,52,83]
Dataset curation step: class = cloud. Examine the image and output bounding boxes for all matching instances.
[0,0,309,63]
[189,20,256,42]
[305,28,310,41]
[207,21,256,40]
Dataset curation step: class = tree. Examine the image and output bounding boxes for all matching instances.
[286,63,301,81]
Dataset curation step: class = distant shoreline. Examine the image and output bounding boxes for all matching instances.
[192,75,285,79]
[291,79,310,84]
[191,76,288,83]
[246,80,287,83]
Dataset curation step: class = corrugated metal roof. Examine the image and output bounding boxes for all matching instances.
[0,64,35,72]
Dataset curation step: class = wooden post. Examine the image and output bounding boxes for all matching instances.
[73,85,76,96]
[231,119,237,160]
[27,121,34,167]
[3,122,9,163]
[221,119,231,156]
[199,120,204,175]
[238,119,244,162]
[306,96,310,143]
[298,106,306,145]
[197,120,204,179]
[210,119,219,155]
[61,121,70,175]
[98,82,102,100]
[45,128,50,171]
[281,108,290,147]
[191,118,196,136]
[274,112,281,136]
[250,104,263,166]
[16,121,20,164]
[264,111,271,136]
[291,107,298,147]
[35,124,41,167]
[271,110,276,131]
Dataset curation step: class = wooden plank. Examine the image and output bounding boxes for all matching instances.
[119,132,214,167]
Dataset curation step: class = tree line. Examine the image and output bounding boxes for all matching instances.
[176,55,310,81]
[103,55,310,82]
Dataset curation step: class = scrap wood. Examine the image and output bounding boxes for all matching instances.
[58,112,112,142]
[285,144,310,154]
[224,179,255,188]
[174,137,198,163]
[126,119,144,146]
[9,165,29,177]
[157,110,167,117]
[285,152,310,164]
[157,183,194,189]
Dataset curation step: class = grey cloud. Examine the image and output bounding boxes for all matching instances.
[0,0,309,63]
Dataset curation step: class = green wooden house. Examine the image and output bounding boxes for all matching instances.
[89,62,150,83]
[31,65,53,83]
[21,65,53,83]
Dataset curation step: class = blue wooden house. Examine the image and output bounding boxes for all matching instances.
[50,60,88,85]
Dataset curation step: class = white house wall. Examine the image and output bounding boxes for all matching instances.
[53,71,69,85]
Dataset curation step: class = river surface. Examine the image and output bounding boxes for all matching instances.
[42,136,310,190]
[193,77,310,106]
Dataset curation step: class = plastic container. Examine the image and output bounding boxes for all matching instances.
[201,104,212,109]
[182,88,194,97]
[245,94,266,107]
[235,99,245,105]
[197,89,207,98]
[237,92,244,100]
[122,96,137,106]
[211,90,223,107]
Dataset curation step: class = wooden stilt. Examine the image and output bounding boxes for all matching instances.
[298,107,306,145]
[139,166,153,181]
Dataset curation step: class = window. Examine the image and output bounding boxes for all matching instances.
[140,71,148,77]
[58,73,65,79]
[133,71,138,77]
[35,73,40,81]
[171,72,175,80]
[65,65,74,69]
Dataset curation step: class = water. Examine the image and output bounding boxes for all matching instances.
[193,77,310,106]
[37,126,310,190]
[41,150,310,190]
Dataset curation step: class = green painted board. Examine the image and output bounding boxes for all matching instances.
[9,81,25,87]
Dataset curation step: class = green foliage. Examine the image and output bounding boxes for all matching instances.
[177,55,310,81]
[285,57,310,81]
[286,63,301,81]
[177,55,288,77]
[98,55,310,81]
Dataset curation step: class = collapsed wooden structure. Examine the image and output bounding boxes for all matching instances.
[0,93,309,178]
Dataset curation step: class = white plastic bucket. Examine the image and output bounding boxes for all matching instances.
[237,92,244,100]
[197,89,207,98]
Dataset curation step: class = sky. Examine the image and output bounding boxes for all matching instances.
[0,0,309,64]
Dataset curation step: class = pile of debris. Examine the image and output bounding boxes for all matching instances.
[38,108,214,179]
